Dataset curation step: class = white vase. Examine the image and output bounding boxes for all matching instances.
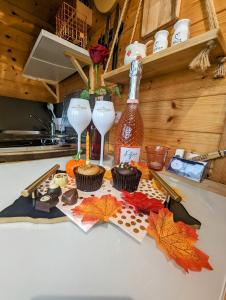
[172,19,191,45]
[153,30,169,53]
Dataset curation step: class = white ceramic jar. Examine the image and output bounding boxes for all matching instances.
[124,41,147,65]
[153,30,169,53]
[172,19,191,45]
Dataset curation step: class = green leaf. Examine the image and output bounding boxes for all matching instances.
[111,85,122,98]
[95,87,107,96]
[73,150,83,160]
[80,89,90,100]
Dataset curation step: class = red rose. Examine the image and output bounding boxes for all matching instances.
[89,44,109,65]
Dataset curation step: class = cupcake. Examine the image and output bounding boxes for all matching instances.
[111,163,142,192]
[74,164,105,192]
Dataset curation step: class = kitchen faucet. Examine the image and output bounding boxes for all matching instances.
[29,113,56,144]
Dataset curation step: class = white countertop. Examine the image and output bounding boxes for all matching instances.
[0,157,226,300]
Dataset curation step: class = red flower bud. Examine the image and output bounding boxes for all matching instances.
[89,44,109,65]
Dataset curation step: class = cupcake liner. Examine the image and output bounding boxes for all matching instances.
[111,167,142,192]
[74,166,105,192]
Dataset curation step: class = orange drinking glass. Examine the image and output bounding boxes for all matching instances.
[146,145,169,171]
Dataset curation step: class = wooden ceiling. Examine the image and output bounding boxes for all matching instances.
[0,0,62,102]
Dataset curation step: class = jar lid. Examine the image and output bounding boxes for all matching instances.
[131,41,145,46]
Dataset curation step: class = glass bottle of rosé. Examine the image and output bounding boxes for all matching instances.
[114,60,144,164]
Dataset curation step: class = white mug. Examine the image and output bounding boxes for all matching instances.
[153,30,169,53]
[172,19,191,45]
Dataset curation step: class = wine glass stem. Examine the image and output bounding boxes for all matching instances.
[100,134,105,166]
[77,134,81,153]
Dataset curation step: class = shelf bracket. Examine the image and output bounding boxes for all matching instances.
[69,55,89,86]
[64,51,94,90]
[41,81,60,103]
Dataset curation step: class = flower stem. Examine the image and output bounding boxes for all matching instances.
[95,64,99,89]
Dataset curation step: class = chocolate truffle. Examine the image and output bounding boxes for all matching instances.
[62,188,78,206]
[53,173,68,187]
[35,194,59,213]
[47,181,62,197]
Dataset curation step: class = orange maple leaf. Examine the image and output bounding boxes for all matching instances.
[71,194,122,223]
[147,208,213,273]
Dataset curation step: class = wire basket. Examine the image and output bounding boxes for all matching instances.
[56,1,88,48]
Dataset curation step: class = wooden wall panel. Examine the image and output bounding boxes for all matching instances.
[0,78,53,102]
[114,69,226,105]
[0,23,35,51]
[109,126,221,153]
[0,0,53,35]
[5,0,61,24]
[0,0,56,102]
[115,95,226,133]
[0,44,27,69]
[59,68,90,100]
[180,0,226,25]
[212,118,226,182]
[107,0,226,184]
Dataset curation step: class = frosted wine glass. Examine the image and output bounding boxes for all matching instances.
[92,100,115,165]
[67,98,91,153]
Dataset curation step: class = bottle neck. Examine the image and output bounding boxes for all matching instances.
[127,76,140,104]
[127,60,142,104]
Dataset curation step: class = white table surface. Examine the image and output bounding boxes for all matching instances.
[0,157,226,300]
